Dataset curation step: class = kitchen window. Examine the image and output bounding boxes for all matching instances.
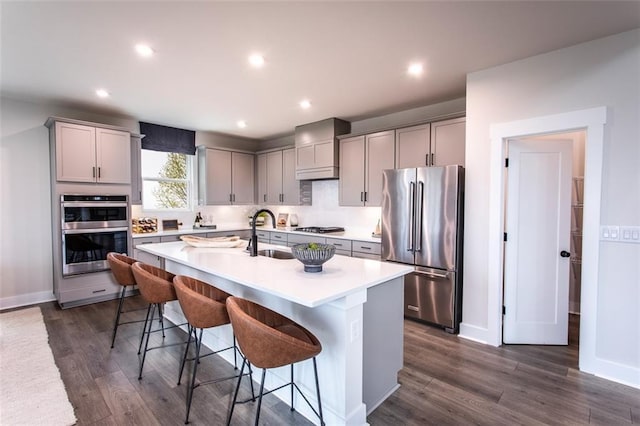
[139,121,196,211]
[141,150,193,210]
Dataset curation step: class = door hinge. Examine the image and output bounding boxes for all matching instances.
[505,158,509,167]
[502,305,506,315]
[503,232,508,242]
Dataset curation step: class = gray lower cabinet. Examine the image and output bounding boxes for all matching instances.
[255,229,270,243]
[287,234,326,247]
[326,237,352,256]
[351,240,381,260]
[133,236,162,267]
[270,231,288,246]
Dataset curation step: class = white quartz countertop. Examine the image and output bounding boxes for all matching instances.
[136,241,411,308]
[132,225,382,243]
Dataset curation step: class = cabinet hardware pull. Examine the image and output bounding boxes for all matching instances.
[360,246,371,250]
[360,192,364,202]
[430,153,434,166]
[425,154,429,166]
[92,289,106,294]
[263,194,266,202]
[98,167,101,178]
[92,166,96,178]
[364,191,367,202]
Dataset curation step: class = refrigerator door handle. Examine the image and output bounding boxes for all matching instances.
[408,181,416,251]
[415,181,424,252]
[416,270,449,279]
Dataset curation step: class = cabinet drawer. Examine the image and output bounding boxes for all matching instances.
[133,236,161,247]
[335,249,352,257]
[255,230,270,239]
[352,241,381,256]
[270,232,288,246]
[58,282,121,304]
[326,238,352,251]
[352,251,380,260]
[288,234,326,245]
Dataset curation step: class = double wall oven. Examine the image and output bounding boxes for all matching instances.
[60,194,129,276]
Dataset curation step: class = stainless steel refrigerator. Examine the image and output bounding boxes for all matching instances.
[381,165,464,333]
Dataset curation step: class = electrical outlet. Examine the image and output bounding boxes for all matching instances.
[601,225,619,241]
[620,226,640,244]
[350,319,361,343]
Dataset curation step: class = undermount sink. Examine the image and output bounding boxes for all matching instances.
[257,249,295,260]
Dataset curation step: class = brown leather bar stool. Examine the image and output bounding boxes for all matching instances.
[131,262,186,380]
[106,252,147,349]
[225,296,324,426]
[173,275,254,424]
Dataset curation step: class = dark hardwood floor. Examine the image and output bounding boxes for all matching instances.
[38,297,640,425]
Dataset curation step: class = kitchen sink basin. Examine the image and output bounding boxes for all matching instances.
[257,249,295,260]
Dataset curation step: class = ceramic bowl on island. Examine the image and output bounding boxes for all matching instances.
[291,243,336,273]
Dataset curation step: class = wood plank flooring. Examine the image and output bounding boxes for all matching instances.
[35,297,640,425]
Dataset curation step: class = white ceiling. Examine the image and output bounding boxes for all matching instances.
[1,1,639,140]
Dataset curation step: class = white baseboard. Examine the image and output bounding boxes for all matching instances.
[0,291,56,311]
[584,357,640,390]
[458,322,490,345]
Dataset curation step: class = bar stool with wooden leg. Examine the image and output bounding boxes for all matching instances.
[131,262,187,380]
[225,296,324,426]
[173,275,254,424]
[106,252,147,349]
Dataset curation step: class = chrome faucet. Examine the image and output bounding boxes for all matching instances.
[247,209,276,256]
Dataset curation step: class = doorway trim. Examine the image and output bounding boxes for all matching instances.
[488,107,606,375]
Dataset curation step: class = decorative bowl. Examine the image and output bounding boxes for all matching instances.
[291,243,336,273]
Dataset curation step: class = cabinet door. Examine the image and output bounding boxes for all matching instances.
[395,124,430,169]
[231,152,255,204]
[206,149,233,204]
[296,145,315,170]
[365,130,395,206]
[130,136,142,204]
[339,135,365,206]
[431,117,465,166]
[96,128,131,184]
[266,150,283,204]
[256,153,267,204]
[282,148,299,205]
[55,121,96,182]
[314,139,336,168]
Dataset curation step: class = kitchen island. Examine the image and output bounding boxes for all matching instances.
[136,241,412,425]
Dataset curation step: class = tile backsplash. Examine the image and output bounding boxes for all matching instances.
[131,180,381,234]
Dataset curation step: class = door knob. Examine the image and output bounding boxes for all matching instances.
[560,251,571,258]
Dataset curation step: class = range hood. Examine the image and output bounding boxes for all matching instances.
[294,118,351,180]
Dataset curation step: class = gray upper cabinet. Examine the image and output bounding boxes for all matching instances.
[395,117,465,168]
[198,147,255,205]
[430,117,465,166]
[257,148,300,205]
[51,120,131,184]
[395,123,431,168]
[130,135,143,204]
[340,130,395,206]
[256,153,268,204]
[295,118,350,180]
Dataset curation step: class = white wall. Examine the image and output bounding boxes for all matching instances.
[0,97,138,308]
[463,29,639,386]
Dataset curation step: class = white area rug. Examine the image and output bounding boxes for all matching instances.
[0,307,76,425]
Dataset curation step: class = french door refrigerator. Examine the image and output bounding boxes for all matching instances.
[381,165,464,333]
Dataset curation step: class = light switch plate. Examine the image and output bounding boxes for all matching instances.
[620,226,640,244]
[601,225,619,241]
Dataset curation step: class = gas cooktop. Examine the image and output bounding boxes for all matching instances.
[294,226,345,234]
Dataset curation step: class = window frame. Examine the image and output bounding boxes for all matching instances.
[140,149,195,212]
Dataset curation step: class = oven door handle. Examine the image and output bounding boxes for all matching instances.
[62,202,128,208]
[62,227,129,234]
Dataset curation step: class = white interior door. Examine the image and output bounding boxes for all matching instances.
[503,138,573,344]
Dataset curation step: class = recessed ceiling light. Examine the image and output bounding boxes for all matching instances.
[299,99,311,109]
[248,54,265,68]
[408,63,423,76]
[237,120,247,128]
[95,89,110,98]
[135,43,154,58]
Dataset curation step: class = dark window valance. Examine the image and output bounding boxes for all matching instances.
[139,122,196,155]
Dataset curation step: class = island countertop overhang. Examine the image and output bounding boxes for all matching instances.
[135,241,412,308]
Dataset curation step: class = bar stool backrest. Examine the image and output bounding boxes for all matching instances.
[107,252,136,286]
[226,297,321,369]
[173,275,232,329]
[131,262,177,304]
